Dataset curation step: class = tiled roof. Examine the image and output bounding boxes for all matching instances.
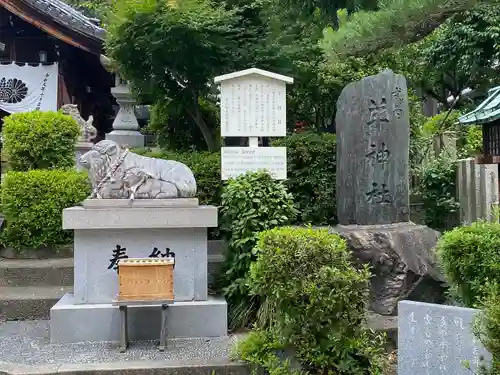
[459,86,500,125]
[23,0,106,41]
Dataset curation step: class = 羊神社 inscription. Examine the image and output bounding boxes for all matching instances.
[336,69,410,225]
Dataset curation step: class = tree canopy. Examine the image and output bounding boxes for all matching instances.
[60,0,500,150]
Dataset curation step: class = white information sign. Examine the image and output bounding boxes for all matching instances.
[221,147,287,180]
[215,68,293,137]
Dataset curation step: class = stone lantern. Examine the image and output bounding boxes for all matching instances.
[100,55,144,148]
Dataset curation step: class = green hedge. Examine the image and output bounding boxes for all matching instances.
[219,171,297,329]
[236,227,385,375]
[274,132,337,225]
[436,222,500,307]
[1,170,91,249]
[133,148,221,206]
[2,111,80,171]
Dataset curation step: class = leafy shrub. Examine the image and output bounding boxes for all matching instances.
[240,227,386,375]
[147,98,220,151]
[1,170,91,249]
[421,110,462,136]
[234,330,302,375]
[220,171,297,329]
[436,222,500,307]
[273,131,336,225]
[132,148,221,206]
[472,289,500,375]
[415,152,460,231]
[2,111,80,171]
[459,125,483,158]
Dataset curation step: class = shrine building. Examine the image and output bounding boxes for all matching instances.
[0,0,116,137]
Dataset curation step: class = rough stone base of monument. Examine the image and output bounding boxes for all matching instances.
[329,222,446,315]
[106,130,144,148]
[50,293,227,344]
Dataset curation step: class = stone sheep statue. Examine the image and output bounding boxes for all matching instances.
[79,140,197,199]
[60,104,98,143]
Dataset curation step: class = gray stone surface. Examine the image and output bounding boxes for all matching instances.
[0,258,73,287]
[366,312,398,349]
[336,69,410,225]
[106,131,145,149]
[0,286,72,320]
[0,245,73,259]
[63,205,218,230]
[82,198,200,208]
[50,293,227,343]
[398,301,491,375]
[331,223,446,315]
[72,228,208,303]
[75,141,94,171]
[0,319,238,366]
[80,140,196,199]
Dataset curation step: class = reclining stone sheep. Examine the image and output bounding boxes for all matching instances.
[79,140,197,199]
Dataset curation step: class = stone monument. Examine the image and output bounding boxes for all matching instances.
[60,104,97,170]
[332,70,446,315]
[50,140,225,343]
[398,301,490,375]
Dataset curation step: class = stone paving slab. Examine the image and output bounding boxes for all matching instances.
[0,320,246,375]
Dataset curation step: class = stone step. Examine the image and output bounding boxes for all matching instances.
[0,286,72,320]
[0,258,73,287]
[0,245,226,288]
[366,313,398,349]
[0,256,224,289]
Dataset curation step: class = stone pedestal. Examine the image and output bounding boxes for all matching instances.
[106,130,144,149]
[50,199,227,344]
[106,79,144,148]
[75,141,93,171]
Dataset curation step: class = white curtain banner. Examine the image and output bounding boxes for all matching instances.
[0,62,58,114]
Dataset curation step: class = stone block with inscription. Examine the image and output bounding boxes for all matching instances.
[50,199,227,343]
[336,69,409,225]
[332,71,445,315]
[399,301,491,375]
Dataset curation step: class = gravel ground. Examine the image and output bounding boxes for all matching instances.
[0,320,239,366]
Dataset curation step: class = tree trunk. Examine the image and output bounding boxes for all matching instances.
[187,105,216,152]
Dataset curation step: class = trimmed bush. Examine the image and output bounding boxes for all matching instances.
[220,171,297,329]
[2,111,80,171]
[273,131,337,225]
[1,170,91,249]
[473,291,500,375]
[436,222,500,307]
[132,148,221,206]
[238,227,385,375]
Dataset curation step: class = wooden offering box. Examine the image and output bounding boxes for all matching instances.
[118,258,174,301]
